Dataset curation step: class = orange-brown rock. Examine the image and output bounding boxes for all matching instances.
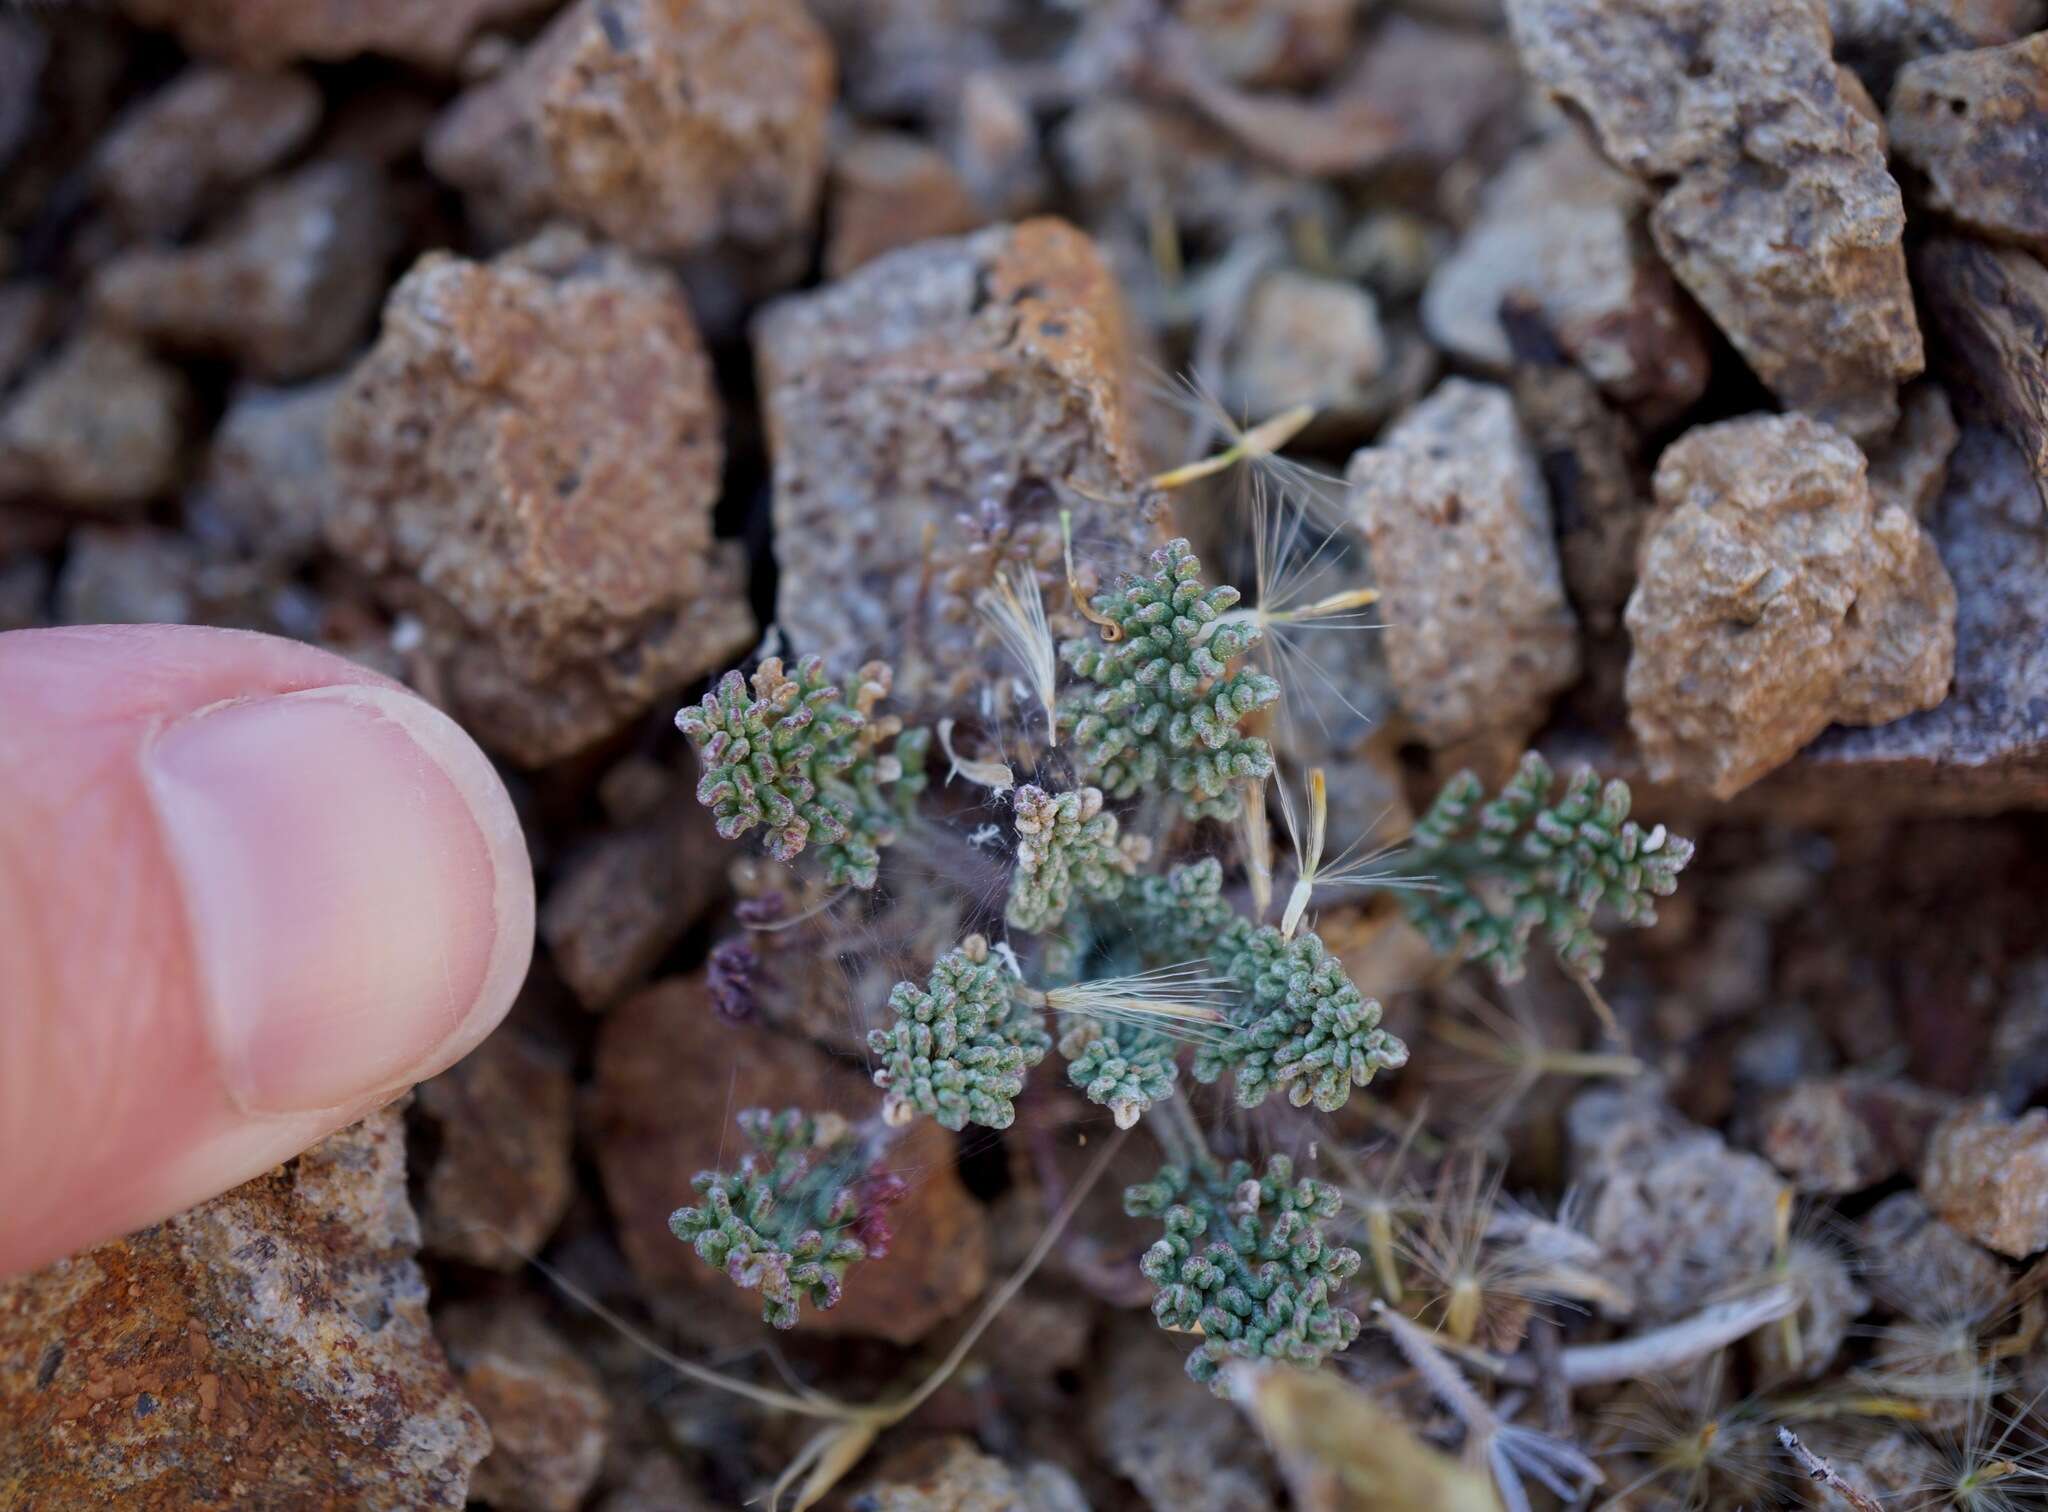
[0,1109,489,1508]
[589,975,990,1345]
[1890,32,2048,259]
[416,1028,575,1270]
[427,0,832,257]
[440,1300,611,1512]
[1625,413,1957,799]
[328,230,752,764]
[754,218,1159,721]
[825,130,983,279]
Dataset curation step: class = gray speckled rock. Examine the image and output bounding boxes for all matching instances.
[1913,237,2048,504]
[1344,378,1579,746]
[1423,130,1709,426]
[93,66,320,236]
[1624,413,1956,799]
[1890,33,2048,260]
[754,217,1160,721]
[0,1107,489,1509]
[1508,0,1923,439]
[0,327,189,513]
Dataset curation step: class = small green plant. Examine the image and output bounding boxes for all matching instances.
[672,500,1693,1398]
[676,656,928,891]
[668,1108,905,1329]
[1399,751,1694,983]
[1125,1151,1363,1389]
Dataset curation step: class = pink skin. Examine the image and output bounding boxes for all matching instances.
[0,626,534,1276]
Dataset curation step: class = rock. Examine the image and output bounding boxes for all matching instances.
[1181,0,1358,88]
[1756,1075,1955,1194]
[439,1300,611,1512]
[1912,237,2048,502]
[118,0,555,69]
[588,974,990,1344]
[328,231,753,765]
[1988,956,2048,1108]
[805,0,1019,119]
[415,1029,575,1270]
[1921,1098,2048,1257]
[426,0,833,258]
[0,556,46,630]
[854,1437,1086,1512]
[597,1453,717,1512]
[1857,1190,2012,1316]
[1569,1085,1790,1321]
[1868,383,1962,520]
[0,17,43,173]
[1224,271,1390,437]
[1752,1236,1869,1382]
[1162,14,1519,180]
[754,218,1160,720]
[1830,0,2046,95]
[1624,412,1957,799]
[1088,1318,1282,1512]
[540,792,730,1010]
[93,66,320,235]
[1509,352,1647,637]
[195,379,343,563]
[55,525,200,625]
[0,327,188,512]
[1890,34,2048,260]
[0,280,57,393]
[1344,378,1579,747]
[1508,0,1923,439]
[1422,130,1710,427]
[0,1108,489,1507]
[826,130,984,280]
[945,71,1048,220]
[92,159,391,381]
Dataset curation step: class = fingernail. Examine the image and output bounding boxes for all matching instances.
[144,684,533,1113]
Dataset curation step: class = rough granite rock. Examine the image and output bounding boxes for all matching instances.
[93,66,321,235]
[93,159,391,381]
[1161,14,1519,181]
[0,17,42,174]
[0,1108,490,1508]
[1913,237,2048,503]
[1088,1318,1282,1512]
[0,327,188,512]
[1857,1190,2012,1316]
[1624,413,1957,799]
[55,525,202,626]
[1225,271,1390,437]
[0,281,57,394]
[826,130,984,279]
[1569,1085,1790,1321]
[426,0,833,257]
[329,231,753,764]
[1182,0,1359,88]
[118,0,555,69]
[196,378,343,563]
[1344,378,1579,746]
[855,1437,1089,1512]
[1757,1075,1955,1194]
[1510,354,1648,636]
[415,1029,575,1271]
[1508,0,1924,439]
[1867,383,1962,520]
[1423,131,1710,426]
[804,0,1022,119]
[1890,34,2048,259]
[588,975,990,1344]
[1921,1098,2048,1258]
[1830,0,2047,94]
[754,218,1160,718]
[439,1300,611,1512]
[540,790,730,1010]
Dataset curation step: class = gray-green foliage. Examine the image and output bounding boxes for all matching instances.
[1197,923,1408,1112]
[1131,859,1407,1113]
[1399,751,1695,982]
[1058,1017,1177,1129]
[868,939,1051,1131]
[676,656,929,890]
[1059,539,1279,820]
[1126,1154,1362,1392]
[1006,783,1150,934]
[668,1108,872,1329]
